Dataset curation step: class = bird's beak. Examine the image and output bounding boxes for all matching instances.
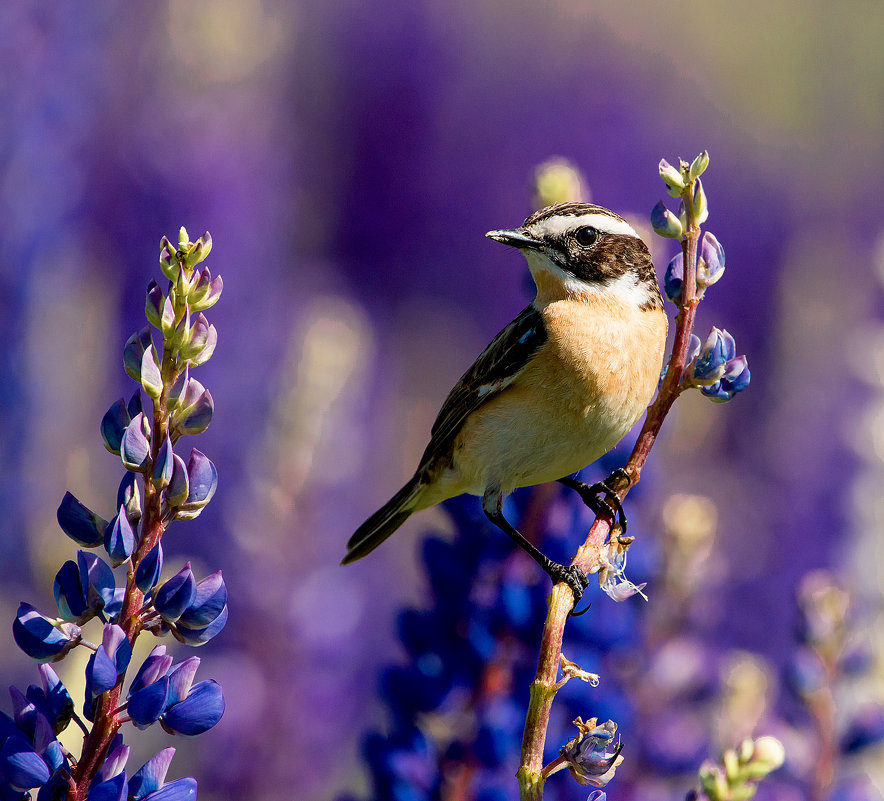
[485,228,543,250]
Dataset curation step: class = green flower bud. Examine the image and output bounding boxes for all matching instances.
[659,158,685,198]
[749,736,785,773]
[692,178,709,225]
[689,150,710,180]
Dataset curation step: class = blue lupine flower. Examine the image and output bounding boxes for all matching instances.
[56,492,107,548]
[101,398,132,456]
[104,507,137,567]
[173,572,227,646]
[693,327,736,382]
[172,604,228,647]
[116,472,141,526]
[700,354,751,402]
[154,564,197,624]
[0,733,52,791]
[165,456,190,508]
[129,748,197,801]
[54,551,116,624]
[153,438,174,490]
[85,625,132,697]
[160,680,225,737]
[87,770,127,801]
[128,678,172,730]
[12,604,80,663]
[26,666,73,735]
[174,451,218,520]
[561,719,624,788]
[698,231,725,288]
[120,414,151,473]
[145,281,164,329]
[650,200,683,239]
[90,734,128,787]
[127,655,224,737]
[663,253,683,304]
[171,382,214,438]
[139,341,162,400]
[135,544,164,594]
[123,328,153,383]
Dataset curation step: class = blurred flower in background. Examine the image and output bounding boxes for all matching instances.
[1,1,883,800]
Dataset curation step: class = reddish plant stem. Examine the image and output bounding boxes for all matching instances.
[517,184,703,800]
[69,351,177,800]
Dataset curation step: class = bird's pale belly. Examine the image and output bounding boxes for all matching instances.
[453,386,637,495]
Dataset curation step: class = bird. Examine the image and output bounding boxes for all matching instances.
[342,202,668,603]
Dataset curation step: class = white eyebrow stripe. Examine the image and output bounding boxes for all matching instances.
[534,213,639,240]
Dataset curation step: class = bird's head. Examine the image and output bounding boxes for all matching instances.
[486,202,662,310]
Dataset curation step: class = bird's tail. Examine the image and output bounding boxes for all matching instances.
[342,475,424,565]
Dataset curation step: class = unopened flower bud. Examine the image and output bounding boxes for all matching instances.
[689,150,710,180]
[141,347,163,399]
[697,231,725,291]
[659,158,685,198]
[123,328,153,383]
[691,178,709,225]
[651,201,684,239]
[146,281,164,329]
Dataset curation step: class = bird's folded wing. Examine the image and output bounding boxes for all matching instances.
[418,304,547,470]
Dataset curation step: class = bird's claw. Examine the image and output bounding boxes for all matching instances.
[546,562,589,612]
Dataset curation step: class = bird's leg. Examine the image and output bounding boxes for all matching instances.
[558,468,630,536]
[482,488,588,604]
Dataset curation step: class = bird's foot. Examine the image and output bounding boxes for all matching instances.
[545,561,589,611]
[562,469,630,537]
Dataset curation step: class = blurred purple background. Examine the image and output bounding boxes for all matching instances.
[2,2,883,799]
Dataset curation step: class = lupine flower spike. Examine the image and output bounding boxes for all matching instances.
[3,229,226,799]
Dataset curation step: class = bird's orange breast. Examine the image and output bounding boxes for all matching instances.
[429,292,667,499]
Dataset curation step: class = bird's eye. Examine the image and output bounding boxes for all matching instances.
[574,226,599,247]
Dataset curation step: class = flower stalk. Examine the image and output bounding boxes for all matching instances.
[518,152,749,799]
[4,228,227,801]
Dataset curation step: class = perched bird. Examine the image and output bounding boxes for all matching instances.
[343,202,668,601]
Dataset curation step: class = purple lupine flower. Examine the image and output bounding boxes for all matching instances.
[154,564,197,624]
[129,747,197,801]
[664,252,684,304]
[87,770,128,801]
[693,327,736,382]
[54,551,117,623]
[104,507,137,566]
[651,200,683,239]
[116,472,142,526]
[701,354,751,402]
[28,665,73,735]
[152,437,175,491]
[174,450,217,520]
[101,398,132,455]
[0,733,52,791]
[165,455,189,507]
[120,413,151,473]
[56,492,108,548]
[560,719,624,788]
[13,604,80,663]
[86,624,132,697]
[135,543,164,594]
[90,733,128,786]
[161,680,225,737]
[123,328,153,383]
[698,231,725,288]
